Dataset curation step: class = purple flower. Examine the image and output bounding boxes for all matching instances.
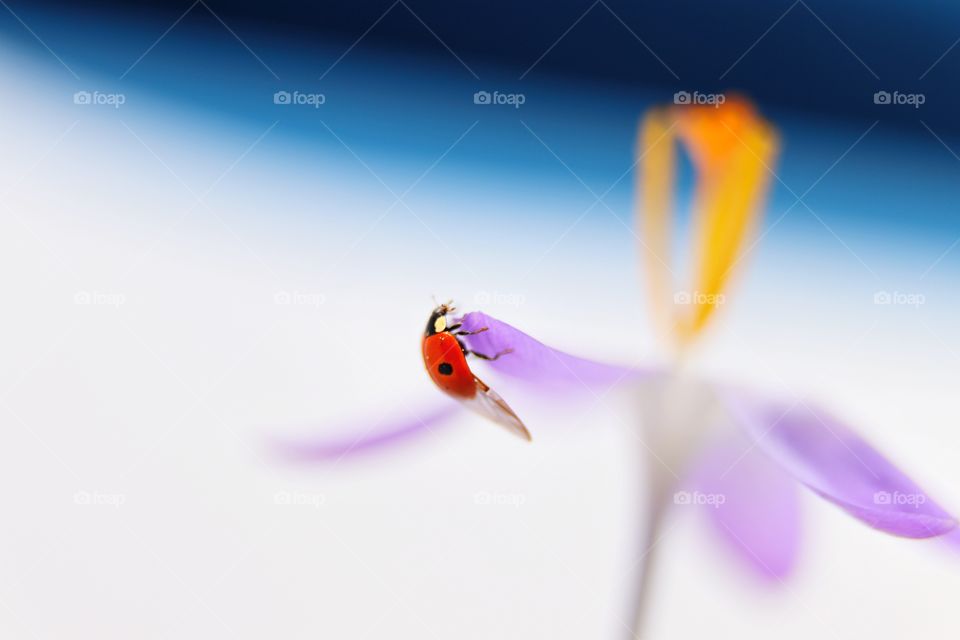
[272,96,956,634]
[274,309,955,550]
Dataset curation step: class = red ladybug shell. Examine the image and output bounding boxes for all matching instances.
[422,332,476,398]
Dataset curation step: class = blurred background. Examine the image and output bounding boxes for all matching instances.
[1,0,959,637]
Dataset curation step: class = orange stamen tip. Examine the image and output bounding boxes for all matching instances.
[671,95,777,171]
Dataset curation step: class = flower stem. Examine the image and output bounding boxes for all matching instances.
[627,370,715,638]
[625,496,666,639]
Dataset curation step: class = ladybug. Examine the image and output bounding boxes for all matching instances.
[422,302,531,440]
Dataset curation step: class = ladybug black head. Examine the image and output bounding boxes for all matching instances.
[425,301,455,336]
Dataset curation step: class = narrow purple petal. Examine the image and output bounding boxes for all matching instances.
[269,312,647,464]
[457,311,650,390]
[692,434,802,582]
[271,403,460,463]
[722,391,957,538]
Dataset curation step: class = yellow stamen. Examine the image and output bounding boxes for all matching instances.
[636,95,778,349]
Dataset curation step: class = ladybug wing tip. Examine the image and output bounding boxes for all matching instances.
[466,375,533,441]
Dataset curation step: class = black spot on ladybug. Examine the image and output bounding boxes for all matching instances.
[438,362,454,376]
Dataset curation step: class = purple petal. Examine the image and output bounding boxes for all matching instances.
[692,434,802,582]
[269,312,647,464]
[457,311,650,390]
[722,391,957,538]
[270,403,460,463]
[938,527,960,552]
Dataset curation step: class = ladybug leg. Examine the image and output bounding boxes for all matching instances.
[468,347,513,361]
[454,326,489,336]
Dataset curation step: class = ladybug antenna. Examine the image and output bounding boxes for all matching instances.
[430,295,456,314]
